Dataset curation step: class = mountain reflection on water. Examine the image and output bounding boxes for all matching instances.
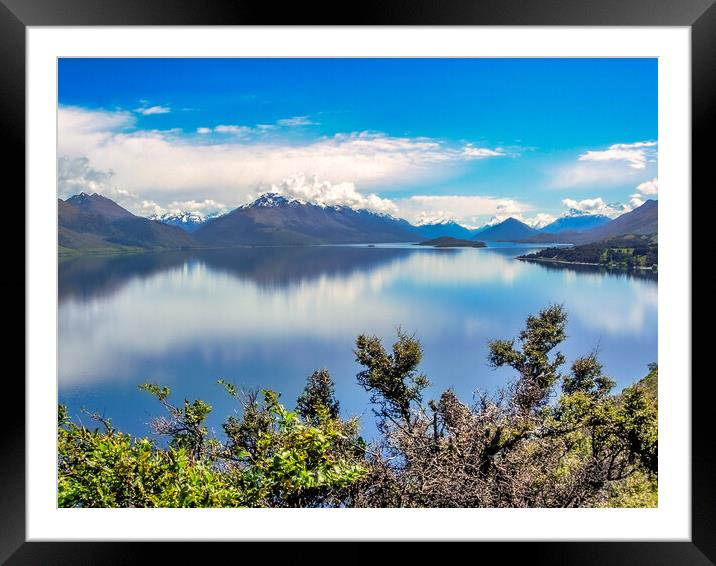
[59,245,657,439]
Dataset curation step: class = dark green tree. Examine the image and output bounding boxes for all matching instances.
[296,369,340,422]
[487,304,567,412]
[354,328,429,430]
[139,383,213,461]
[562,353,615,398]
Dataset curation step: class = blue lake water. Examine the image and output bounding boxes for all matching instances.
[58,245,658,439]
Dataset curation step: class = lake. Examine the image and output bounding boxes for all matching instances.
[58,245,658,439]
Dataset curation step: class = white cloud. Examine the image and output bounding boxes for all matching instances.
[268,173,397,215]
[395,195,531,227]
[167,199,227,214]
[198,124,261,136]
[562,197,609,214]
[578,141,657,169]
[481,201,555,229]
[59,106,135,133]
[58,156,137,205]
[198,116,316,135]
[276,116,318,127]
[135,105,171,115]
[461,145,505,158]
[551,141,658,189]
[151,199,228,216]
[214,124,253,135]
[138,200,164,216]
[58,156,228,217]
[561,197,635,218]
[621,177,658,210]
[413,213,457,226]
[58,156,113,198]
[628,194,645,209]
[523,213,556,229]
[551,162,650,189]
[58,107,506,210]
[636,177,658,196]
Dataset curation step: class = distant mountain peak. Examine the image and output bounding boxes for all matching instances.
[524,199,657,244]
[564,208,592,218]
[67,192,119,206]
[478,216,525,230]
[65,191,135,220]
[473,217,540,242]
[149,209,225,233]
[196,192,420,246]
[150,210,206,223]
[59,193,195,252]
[415,217,457,227]
[67,192,97,203]
[247,193,303,208]
[413,218,475,240]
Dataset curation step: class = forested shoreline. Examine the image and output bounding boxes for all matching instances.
[519,235,658,271]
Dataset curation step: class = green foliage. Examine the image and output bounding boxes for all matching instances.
[350,306,658,508]
[355,328,429,427]
[604,469,658,508]
[296,369,340,422]
[562,354,615,398]
[525,234,657,270]
[488,304,567,412]
[139,383,212,461]
[59,379,366,508]
[58,306,657,509]
[615,374,658,473]
[234,390,366,507]
[58,413,245,507]
[545,362,657,506]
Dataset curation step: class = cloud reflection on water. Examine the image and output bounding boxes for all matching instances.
[59,246,657,389]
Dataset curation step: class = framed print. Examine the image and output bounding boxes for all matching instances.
[6,0,714,563]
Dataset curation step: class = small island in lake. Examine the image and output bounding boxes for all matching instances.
[416,236,487,248]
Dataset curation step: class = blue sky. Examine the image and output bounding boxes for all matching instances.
[58,58,658,227]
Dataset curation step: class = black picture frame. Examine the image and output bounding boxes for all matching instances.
[5,0,713,563]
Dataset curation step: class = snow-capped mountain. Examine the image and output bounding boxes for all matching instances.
[414,216,454,227]
[242,193,303,209]
[194,192,420,245]
[150,210,223,233]
[523,200,658,244]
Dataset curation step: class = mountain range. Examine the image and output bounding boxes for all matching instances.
[58,192,658,254]
[412,220,476,240]
[521,200,658,245]
[193,193,419,246]
[148,210,223,233]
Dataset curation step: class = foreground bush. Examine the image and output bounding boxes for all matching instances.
[58,383,366,508]
[58,305,657,508]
